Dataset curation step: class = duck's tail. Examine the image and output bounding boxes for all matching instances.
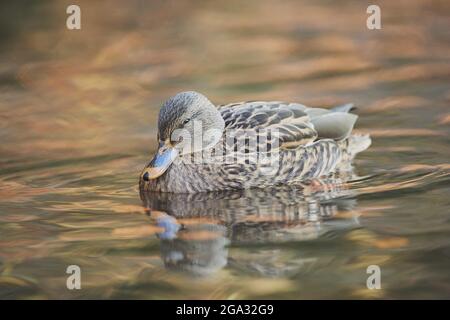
[337,133,371,166]
[329,133,370,174]
[320,103,370,157]
[308,103,358,141]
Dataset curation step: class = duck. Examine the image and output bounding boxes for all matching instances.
[139,91,371,193]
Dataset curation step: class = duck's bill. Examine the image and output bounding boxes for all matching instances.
[142,144,178,181]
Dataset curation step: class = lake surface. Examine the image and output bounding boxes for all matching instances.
[0,0,449,299]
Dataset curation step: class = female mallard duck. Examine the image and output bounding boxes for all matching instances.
[140,91,370,193]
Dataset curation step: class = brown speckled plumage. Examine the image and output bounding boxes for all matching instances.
[140,92,371,193]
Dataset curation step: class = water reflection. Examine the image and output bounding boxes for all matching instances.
[0,0,449,299]
[141,175,361,276]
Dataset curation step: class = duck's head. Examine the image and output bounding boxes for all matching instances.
[141,91,225,181]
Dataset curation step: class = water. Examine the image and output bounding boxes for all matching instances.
[0,0,449,299]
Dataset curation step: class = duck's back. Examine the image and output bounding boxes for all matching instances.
[212,101,369,189]
[219,101,360,142]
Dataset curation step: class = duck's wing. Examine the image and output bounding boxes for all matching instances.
[218,101,358,149]
[219,101,317,149]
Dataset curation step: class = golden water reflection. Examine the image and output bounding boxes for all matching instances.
[0,0,449,299]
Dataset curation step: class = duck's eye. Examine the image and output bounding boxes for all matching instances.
[182,118,191,125]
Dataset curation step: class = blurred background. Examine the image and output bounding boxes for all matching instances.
[0,0,449,299]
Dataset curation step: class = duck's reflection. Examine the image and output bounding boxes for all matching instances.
[140,177,360,276]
